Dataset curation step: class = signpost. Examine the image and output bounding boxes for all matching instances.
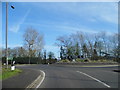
[7,56,13,61]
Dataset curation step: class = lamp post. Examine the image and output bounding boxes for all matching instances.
[28,40,34,64]
[6,2,14,68]
[6,2,8,68]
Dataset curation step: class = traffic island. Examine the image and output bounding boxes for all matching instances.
[53,62,118,67]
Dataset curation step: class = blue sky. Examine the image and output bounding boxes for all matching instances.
[2,2,118,58]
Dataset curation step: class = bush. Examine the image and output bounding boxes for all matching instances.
[89,59,115,63]
[59,59,70,63]
[76,58,83,62]
[84,58,91,62]
[97,59,112,62]
[76,58,91,62]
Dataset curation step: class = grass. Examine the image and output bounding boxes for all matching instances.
[0,68,22,80]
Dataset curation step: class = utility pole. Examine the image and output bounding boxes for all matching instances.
[6,2,8,68]
[5,2,14,68]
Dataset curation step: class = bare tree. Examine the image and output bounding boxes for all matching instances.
[56,35,72,59]
[82,44,88,58]
[23,27,44,64]
[99,31,107,53]
[76,31,86,58]
[110,33,119,59]
[55,30,118,61]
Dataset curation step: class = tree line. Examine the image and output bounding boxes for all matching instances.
[2,27,57,64]
[2,27,119,64]
[56,31,119,62]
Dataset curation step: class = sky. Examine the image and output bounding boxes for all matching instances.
[2,2,118,58]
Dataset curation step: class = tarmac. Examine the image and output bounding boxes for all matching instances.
[2,68,41,89]
[2,63,119,89]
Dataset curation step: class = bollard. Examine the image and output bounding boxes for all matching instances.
[11,66,15,71]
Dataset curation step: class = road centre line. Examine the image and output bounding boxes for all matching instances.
[36,70,45,88]
[76,71,110,88]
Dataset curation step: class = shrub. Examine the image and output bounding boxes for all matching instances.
[59,59,70,63]
[76,58,91,62]
[76,58,84,62]
[98,59,109,62]
[84,58,91,62]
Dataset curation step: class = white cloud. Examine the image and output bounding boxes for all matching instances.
[9,25,20,33]
[23,21,116,35]
[9,9,31,33]
[2,44,23,49]
[53,25,116,35]
[34,2,118,24]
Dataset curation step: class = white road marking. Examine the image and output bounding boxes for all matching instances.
[36,70,45,88]
[76,71,110,88]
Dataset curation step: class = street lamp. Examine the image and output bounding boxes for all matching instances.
[28,40,34,64]
[6,2,15,68]
[11,5,15,9]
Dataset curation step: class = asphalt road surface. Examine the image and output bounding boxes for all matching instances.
[2,68,40,88]
[17,64,119,88]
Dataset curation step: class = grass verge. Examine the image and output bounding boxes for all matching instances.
[0,68,22,80]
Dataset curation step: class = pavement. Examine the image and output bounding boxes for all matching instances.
[2,64,119,89]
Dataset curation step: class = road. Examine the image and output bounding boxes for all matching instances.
[2,68,40,88]
[17,64,118,88]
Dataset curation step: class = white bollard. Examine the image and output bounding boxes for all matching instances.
[11,66,15,71]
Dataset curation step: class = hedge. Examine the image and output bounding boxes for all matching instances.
[2,57,57,64]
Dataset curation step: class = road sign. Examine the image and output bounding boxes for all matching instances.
[7,56,13,60]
